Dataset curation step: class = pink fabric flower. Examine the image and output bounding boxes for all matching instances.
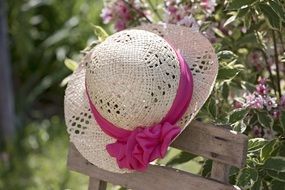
[106,122,181,171]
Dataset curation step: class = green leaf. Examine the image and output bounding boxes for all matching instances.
[248,138,267,152]
[64,58,78,71]
[251,178,263,190]
[224,15,237,27]
[222,82,229,100]
[166,152,197,166]
[227,0,256,10]
[229,108,249,124]
[240,81,257,92]
[233,120,247,133]
[271,180,285,190]
[260,139,279,161]
[201,159,212,177]
[237,32,258,46]
[217,50,238,61]
[217,68,240,81]
[60,75,71,87]
[257,111,274,128]
[236,168,258,189]
[279,142,285,156]
[207,98,217,119]
[258,3,281,30]
[244,10,252,29]
[264,156,285,172]
[268,0,285,21]
[267,170,285,182]
[212,27,225,38]
[92,25,109,42]
[237,7,250,18]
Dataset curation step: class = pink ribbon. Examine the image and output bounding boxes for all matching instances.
[86,47,193,171]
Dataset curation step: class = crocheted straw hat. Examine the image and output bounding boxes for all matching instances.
[64,23,218,173]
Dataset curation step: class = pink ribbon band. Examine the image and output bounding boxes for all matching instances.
[86,46,193,171]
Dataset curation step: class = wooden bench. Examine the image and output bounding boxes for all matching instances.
[67,120,248,190]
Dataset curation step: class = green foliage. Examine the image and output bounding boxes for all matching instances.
[258,3,282,30]
[256,111,274,128]
[0,116,88,190]
[64,58,78,72]
[227,0,256,10]
[229,108,249,123]
[7,0,104,124]
[264,157,285,172]
[93,25,109,42]
[236,168,258,189]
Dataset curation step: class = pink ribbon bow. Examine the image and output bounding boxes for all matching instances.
[106,122,181,171]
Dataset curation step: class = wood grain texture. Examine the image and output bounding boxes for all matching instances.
[88,177,107,190]
[68,143,240,190]
[172,121,248,168]
[211,161,230,183]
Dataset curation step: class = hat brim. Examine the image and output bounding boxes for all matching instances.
[64,23,218,173]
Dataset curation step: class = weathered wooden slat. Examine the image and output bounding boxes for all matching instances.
[68,144,240,190]
[211,161,230,183]
[88,177,107,190]
[172,121,248,168]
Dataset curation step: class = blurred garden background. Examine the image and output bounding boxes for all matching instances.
[1,0,285,189]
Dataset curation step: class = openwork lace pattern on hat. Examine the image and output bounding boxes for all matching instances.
[135,24,218,127]
[85,30,180,130]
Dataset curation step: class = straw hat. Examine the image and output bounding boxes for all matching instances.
[64,23,218,173]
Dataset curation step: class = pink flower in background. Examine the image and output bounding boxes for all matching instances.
[200,0,216,14]
[258,77,267,85]
[251,125,277,139]
[114,19,126,31]
[263,128,277,140]
[256,78,269,95]
[256,83,268,95]
[245,93,264,109]
[101,7,113,24]
[115,0,131,20]
[233,100,243,109]
[240,77,279,111]
[252,126,262,137]
[177,15,199,29]
[264,96,277,111]
[272,110,280,119]
[164,0,192,24]
[100,0,148,31]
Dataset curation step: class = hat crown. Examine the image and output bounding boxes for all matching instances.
[85,30,181,130]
